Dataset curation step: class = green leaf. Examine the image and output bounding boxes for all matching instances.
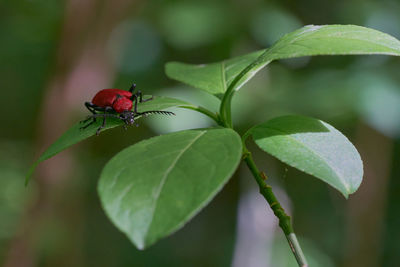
[26,96,191,184]
[98,128,242,249]
[166,50,264,98]
[166,25,400,97]
[246,115,363,198]
[137,96,192,112]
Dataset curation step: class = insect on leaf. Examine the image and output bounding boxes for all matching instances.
[25,96,192,185]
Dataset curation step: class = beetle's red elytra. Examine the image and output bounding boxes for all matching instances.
[80,83,175,135]
[92,89,134,113]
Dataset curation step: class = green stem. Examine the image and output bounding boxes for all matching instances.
[219,70,246,128]
[287,233,308,267]
[179,105,223,126]
[219,57,266,128]
[221,94,233,128]
[217,52,306,265]
[242,147,308,267]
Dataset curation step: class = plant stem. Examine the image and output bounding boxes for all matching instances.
[217,51,306,265]
[242,147,308,267]
[179,105,223,126]
[219,67,251,128]
[219,56,268,128]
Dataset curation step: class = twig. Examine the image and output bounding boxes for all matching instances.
[242,148,308,267]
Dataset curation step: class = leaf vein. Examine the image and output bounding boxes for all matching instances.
[145,130,207,238]
[221,61,227,93]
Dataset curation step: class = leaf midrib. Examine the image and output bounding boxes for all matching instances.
[266,35,400,60]
[144,130,207,241]
[221,61,227,93]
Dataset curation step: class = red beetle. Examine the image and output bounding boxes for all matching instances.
[80,83,174,135]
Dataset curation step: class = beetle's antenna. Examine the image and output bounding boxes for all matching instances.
[137,110,175,117]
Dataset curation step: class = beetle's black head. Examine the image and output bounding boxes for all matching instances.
[120,111,135,125]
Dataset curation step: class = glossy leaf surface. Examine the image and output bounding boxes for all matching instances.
[98,128,242,249]
[247,115,363,197]
[166,25,400,97]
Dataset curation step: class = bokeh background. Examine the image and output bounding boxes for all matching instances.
[1,0,400,266]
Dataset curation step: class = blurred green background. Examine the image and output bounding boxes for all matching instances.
[1,0,399,266]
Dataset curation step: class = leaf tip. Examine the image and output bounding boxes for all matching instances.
[339,178,363,199]
[25,162,39,186]
[135,241,146,251]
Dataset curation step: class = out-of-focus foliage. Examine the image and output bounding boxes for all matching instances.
[159,2,232,49]
[1,0,400,266]
[0,1,63,138]
[110,21,163,74]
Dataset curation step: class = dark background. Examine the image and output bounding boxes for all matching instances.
[1,0,399,266]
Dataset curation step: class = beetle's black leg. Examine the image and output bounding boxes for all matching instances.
[80,112,101,129]
[80,116,94,124]
[96,107,114,135]
[132,93,139,113]
[80,102,99,126]
[83,113,120,120]
[84,102,98,114]
[130,87,153,103]
[80,118,96,130]
[131,90,153,114]
[129,83,136,93]
[136,90,153,103]
[96,115,106,136]
[80,118,96,127]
